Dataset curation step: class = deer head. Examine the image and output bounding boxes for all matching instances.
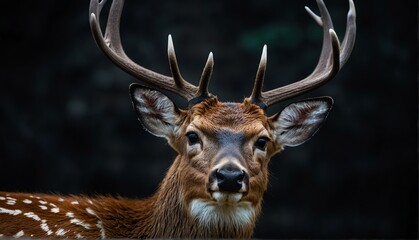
[89,0,356,237]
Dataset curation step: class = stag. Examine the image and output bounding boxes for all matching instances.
[0,0,355,238]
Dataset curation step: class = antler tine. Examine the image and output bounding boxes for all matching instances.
[89,0,198,101]
[305,0,335,76]
[197,52,214,98]
[340,0,356,66]
[167,34,186,87]
[250,0,355,107]
[187,52,214,107]
[249,45,268,109]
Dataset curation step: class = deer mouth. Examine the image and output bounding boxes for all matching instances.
[211,191,243,204]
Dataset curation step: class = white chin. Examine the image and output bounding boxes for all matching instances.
[211,192,243,203]
[189,197,255,227]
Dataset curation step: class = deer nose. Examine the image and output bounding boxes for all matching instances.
[215,168,248,193]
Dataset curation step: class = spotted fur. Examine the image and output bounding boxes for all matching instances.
[0,90,331,238]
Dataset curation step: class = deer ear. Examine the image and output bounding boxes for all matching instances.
[130,84,181,138]
[271,97,333,147]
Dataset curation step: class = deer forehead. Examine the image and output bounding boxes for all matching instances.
[187,101,269,134]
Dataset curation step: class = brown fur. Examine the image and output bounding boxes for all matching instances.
[0,98,309,238]
[0,100,272,238]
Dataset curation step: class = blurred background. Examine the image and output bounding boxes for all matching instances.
[0,0,417,238]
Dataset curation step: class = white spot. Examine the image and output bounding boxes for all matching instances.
[0,207,22,216]
[29,195,34,198]
[39,205,48,210]
[49,203,57,208]
[13,230,24,238]
[22,199,32,204]
[35,196,41,199]
[71,201,79,205]
[55,228,69,237]
[0,234,4,237]
[41,220,53,235]
[39,200,47,205]
[51,207,60,213]
[70,218,91,229]
[85,208,96,216]
[97,220,106,239]
[66,212,74,218]
[24,212,41,221]
[76,233,84,239]
[6,197,17,205]
[88,200,93,204]
[58,198,64,202]
[0,197,5,200]
[86,208,106,238]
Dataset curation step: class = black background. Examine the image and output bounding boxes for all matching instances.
[1,0,417,238]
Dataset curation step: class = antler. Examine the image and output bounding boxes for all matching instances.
[89,0,213,103]
[249,0,356,108]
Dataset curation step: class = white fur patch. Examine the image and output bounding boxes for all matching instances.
[85,208,106,238]
[24,212,41,221]
[41,220,53,235]
[13,230,24,238]
[189,199,255,227]
[70,218,91,229]
[71,201,79,205]
[22,199,32,204]
[55,228,69,237]
[39,205,48,210]
[6,197,16,206]
[51,208,60,213]
[85,208,96,216]
[97,221,106,239]
[0,207,21,216]
[66,212,74,218]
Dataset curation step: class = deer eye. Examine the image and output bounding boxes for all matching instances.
[254,137,269,150]
[186,132,200,145]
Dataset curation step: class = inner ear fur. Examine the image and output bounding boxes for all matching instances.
[129,84,182,138]
[270,97,333,147]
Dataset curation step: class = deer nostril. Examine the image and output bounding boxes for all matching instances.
[237,170,245,182]
[215,168,248,193]
[215,169,225,181]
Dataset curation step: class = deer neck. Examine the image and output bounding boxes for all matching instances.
[132,156,257,238]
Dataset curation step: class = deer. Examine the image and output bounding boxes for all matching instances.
[0,0,356,238]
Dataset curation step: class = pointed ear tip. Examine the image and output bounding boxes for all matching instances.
[314,96,334,109]
[129,83,140,91]
[129,84,151,97]
[324,96,334,106]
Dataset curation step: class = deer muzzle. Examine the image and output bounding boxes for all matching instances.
[208,163,249,203]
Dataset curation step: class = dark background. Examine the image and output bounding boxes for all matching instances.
[0,0,417,238]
